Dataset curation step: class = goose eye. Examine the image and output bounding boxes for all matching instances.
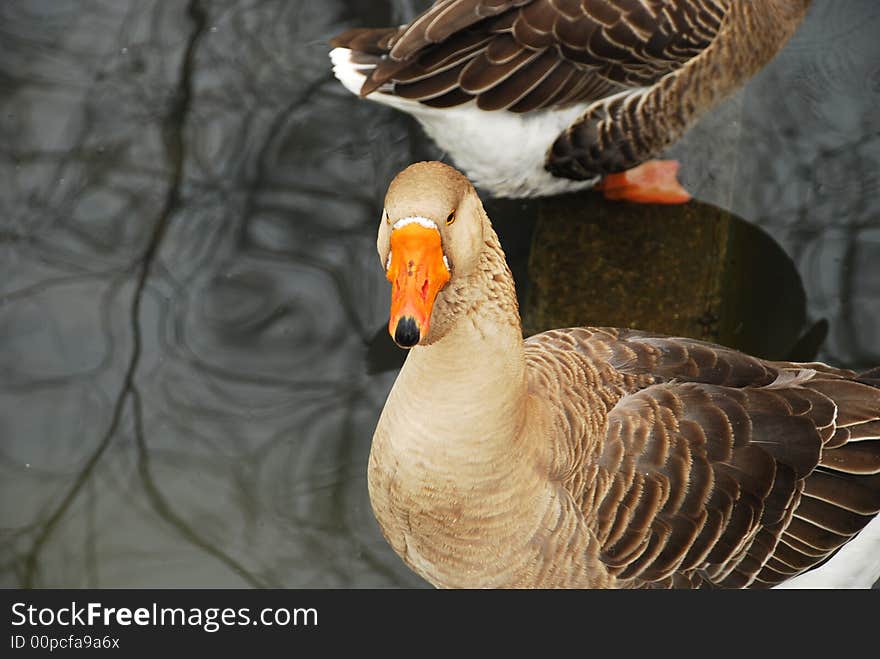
[446,210,456,226]
[383,209,390,224]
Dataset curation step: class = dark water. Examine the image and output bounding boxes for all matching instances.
[1,1,878,588]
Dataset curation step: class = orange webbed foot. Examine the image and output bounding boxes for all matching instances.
[596,160,692,205]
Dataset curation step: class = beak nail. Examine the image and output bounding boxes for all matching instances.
[394,316,420,347]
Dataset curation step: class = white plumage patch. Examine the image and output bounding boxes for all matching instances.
[329,47,369,97]
[392,216,440,231]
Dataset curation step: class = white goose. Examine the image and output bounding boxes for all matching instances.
[369,161,880,588]
[331,0,812,201]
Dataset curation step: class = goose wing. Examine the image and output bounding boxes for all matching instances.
[530,327,880,588]
[333,0,731,112]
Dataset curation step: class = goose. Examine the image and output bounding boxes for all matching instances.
[330,0,812,201]
[369,161,880,589]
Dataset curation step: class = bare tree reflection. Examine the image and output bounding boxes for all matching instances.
[1,0,431,588]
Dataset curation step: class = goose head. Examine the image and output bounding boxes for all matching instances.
[377,161,489,348]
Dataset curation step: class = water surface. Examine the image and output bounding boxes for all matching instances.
[1,0,878,588]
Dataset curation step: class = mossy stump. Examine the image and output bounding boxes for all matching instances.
[522,193,812,361]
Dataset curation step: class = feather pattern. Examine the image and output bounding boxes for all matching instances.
[330,0,812,197]
[525,328,880,587]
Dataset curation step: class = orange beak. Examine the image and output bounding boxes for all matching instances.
[386,222,450,347]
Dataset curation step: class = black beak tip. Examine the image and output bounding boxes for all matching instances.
[394,316,420,348]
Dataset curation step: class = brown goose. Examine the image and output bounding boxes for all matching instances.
[370,161,880,589]
[330,0,812,201]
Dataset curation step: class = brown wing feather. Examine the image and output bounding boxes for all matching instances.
[332,0,732,111]
[526,327,880,588]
